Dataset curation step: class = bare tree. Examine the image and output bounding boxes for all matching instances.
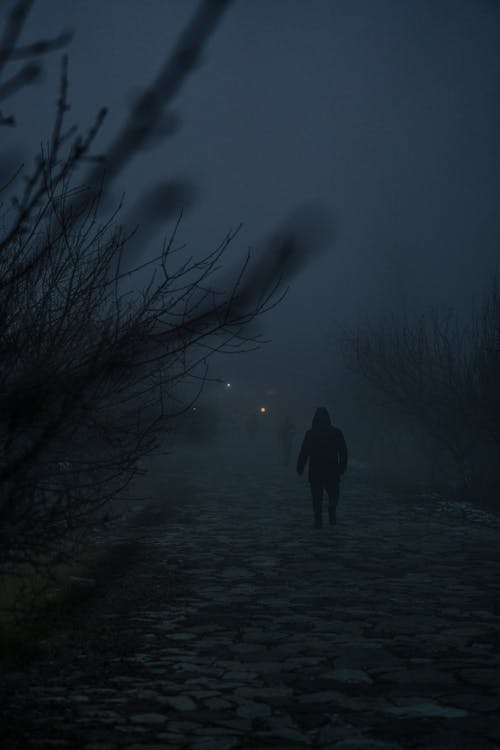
[341,312,476,483]
[472,277,500,448]
[0,1,329,584]
[342,279,500,507]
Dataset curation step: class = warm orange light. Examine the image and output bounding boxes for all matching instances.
[260,406,267,413]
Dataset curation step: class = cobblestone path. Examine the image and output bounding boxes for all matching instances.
[3,463,500,749]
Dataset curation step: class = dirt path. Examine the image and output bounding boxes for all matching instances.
[2,463,500,749]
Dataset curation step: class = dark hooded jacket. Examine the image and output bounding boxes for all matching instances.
[296,407,348,482]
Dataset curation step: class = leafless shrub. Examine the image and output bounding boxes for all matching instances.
[342,282,500,507]
[0,0,330,592]
[472,277,500,447]
[0,87,278,577]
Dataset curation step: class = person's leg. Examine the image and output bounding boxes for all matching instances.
[310,483,323,528]
[326,479,340,524]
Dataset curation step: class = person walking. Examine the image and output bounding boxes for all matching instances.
[296,407,348,528]
[246,412,259,443]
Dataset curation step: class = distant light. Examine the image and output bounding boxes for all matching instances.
[192,406,197,411]
[260,406,267,413]
[225,382,231,389]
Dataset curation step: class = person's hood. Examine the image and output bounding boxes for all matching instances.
[311,407,332,431]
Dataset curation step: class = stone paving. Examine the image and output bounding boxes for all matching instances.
[3,459,500,749]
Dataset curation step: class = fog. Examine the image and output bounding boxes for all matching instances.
[6,0,500,455]
[3,3,500,743]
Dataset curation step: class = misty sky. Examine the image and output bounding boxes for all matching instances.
[7,0,500,413]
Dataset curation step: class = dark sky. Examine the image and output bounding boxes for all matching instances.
[9,0,500,414]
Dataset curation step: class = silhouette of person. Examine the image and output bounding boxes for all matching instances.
[296,407,348,528]
[246,412,259,442]
[278,415,295,466]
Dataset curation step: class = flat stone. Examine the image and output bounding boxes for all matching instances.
[460,669,500,687]
[223,670,258,681]
[297,691,341,704]
[167,721,203,732]
[380,667,457,686]
[316,720,359,745]
[335,648,403,670]
[255,727,311,744]
[324,668,373,685]
[284,657,324,669]
[234,686,293,700]
[132,689,162,700]
[230,643,264,654]
[446,693,500,712]
[80,709,125,723]
[163,695,197,711]
[229,584,257,594]
[221,567,254,579]
[384,701,468,718]
[130,713,168,725]
[156,733,189,742]
[245,661,283,674]
[214,718,253,732]
[28,741,72,748]
[236,700,272,719]
[187,740,239,750]
[331,740,404,749]
[203,697,233,710]
[169,632,198,641]
[188,690,219,699]
[192,727,241,737]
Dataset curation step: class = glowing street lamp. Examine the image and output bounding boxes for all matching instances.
[259,406,267,414]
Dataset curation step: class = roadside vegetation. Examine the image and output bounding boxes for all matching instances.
[341,278,500,511]
[0,0,327,623]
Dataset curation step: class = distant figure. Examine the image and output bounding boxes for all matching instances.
[277,415,295,466]
[246,412,259,443]
[297,407,348,528]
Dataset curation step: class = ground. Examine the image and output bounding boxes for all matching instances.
[2,451,500,749]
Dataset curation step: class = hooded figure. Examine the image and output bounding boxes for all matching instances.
[297,407,348,528]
